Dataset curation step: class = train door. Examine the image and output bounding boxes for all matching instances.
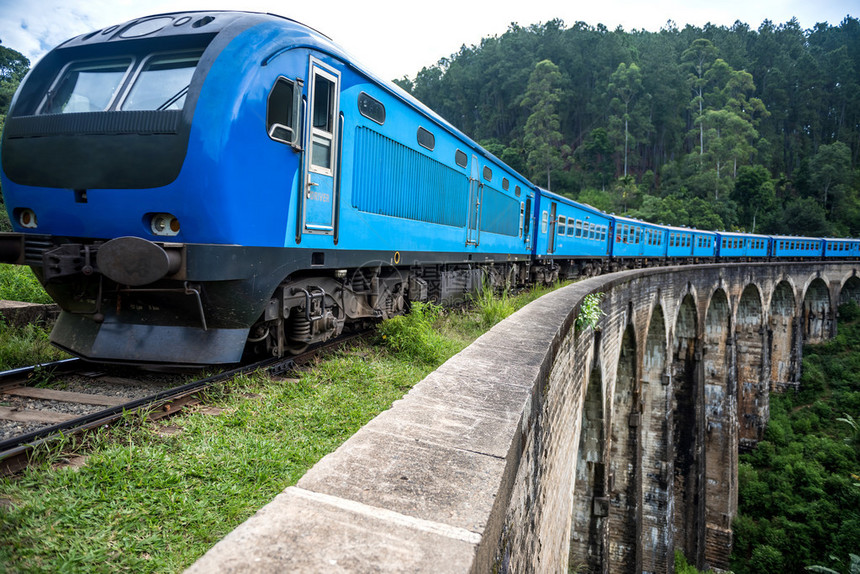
[466,155,482,246]
[302,58,340,235]
[547,201,557,254]
[523,196,532,248]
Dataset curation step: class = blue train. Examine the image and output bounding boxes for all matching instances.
[0,11,857,366]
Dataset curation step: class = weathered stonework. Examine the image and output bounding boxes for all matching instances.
[187,262,857,574]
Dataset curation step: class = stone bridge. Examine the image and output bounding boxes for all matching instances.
[190,262,860,574]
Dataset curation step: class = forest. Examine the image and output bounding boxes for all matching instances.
[393,16,860,238]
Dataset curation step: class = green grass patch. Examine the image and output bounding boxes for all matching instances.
[0,320,69,370]
[0,284,563,573]
[0,264,52,304]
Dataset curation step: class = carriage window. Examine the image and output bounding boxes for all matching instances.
[558,216,566,235]
[417,127,435,150]
[502,178,510,191]
[455,150,468,168]
[515,185,522,197]
[358,92,385,124]
[122,52,201,111]
[635,228,641,244]
[483,166,493,181]
[541,211,548,234]
[41,58,132,114]
[266,77,301,145]
[310,69,338,171]
[567,221,575,236]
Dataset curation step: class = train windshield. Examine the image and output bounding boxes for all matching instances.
[121,52,202,111]
[38,51,203,114]
[41,58,131,114]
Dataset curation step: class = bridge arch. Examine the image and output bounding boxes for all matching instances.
[641,304,671,573]
[702,288,736,567]
[767,279,799,390]
[736,285,765,447]
[608,323,639,573]
[570,335,608,572]
[803,277,832,343]
[840,274,860,306]
[671,292,700,565]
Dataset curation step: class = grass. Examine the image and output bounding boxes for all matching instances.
[0,283,565,573]
[0,320,69,370]
[0,264,52,304]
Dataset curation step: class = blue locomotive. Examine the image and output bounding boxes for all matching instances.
[0,11,857,366]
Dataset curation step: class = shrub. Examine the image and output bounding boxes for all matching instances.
[376,302,459,366]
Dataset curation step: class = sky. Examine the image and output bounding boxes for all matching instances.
[0,0,856,81]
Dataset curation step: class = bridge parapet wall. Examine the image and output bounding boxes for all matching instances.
[187,262,858,574]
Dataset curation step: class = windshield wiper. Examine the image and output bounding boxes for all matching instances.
[156,85,189,111]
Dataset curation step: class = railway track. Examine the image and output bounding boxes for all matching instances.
[0,331,367,475]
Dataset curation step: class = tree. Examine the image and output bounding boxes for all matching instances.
[699,108,759,198]
[732,164,775,231]
[607,62,649,177]
[0,41,30,133]
[809,142,852,215]
[682,38,718,158]
[521,59,570,190]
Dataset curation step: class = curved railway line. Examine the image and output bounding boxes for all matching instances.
[0,332,366,475]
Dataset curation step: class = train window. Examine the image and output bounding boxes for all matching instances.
[455,150,468,168]
[483,166,493,181]
[515,185,522,197]
[502,178,510,191]
[417,127,435,150]
[589,224,595,239]
[310,68,338,171]
[568,222,575,236]
[122,51,202,111]
[266,77,301,146]
[635,228,641,244]
[558,216,566,235]
[358,92,385,124]
[40,58,132,114]
[541,211,548,234]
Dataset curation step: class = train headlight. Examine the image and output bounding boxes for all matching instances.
[150,213,180,237]
[18,209,38,229]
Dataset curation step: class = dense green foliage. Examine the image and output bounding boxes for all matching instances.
[0,264,52,304]
[396,17,860,236]
[731,302,860,574]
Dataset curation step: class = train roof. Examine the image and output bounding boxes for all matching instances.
[715,231,770,239]
[769,235,822,240]
[611,214,685,229]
